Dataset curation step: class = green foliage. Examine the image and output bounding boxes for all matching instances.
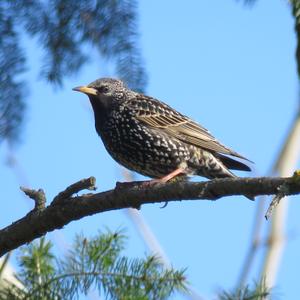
[291,0,300,80]
[0,5,26,142]
[0,0,147,143]
[0,230,187,300]
[218,282,270,300]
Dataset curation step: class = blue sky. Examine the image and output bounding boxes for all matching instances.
[0,0,299,299]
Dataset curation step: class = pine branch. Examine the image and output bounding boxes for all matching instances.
[1,0,147,143]
[0,175,300,257]
[218,282,269,300]
[1,231,186,300]
[291,0,300,81]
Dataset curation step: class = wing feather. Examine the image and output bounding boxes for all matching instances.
[126,96,251,162]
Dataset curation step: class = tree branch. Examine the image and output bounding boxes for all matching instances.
[0,176,300,257]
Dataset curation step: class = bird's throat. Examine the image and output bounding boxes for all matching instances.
[89,96,110,132]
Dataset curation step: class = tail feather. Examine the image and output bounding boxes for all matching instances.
[216,154,251,172]
[191,150,254,200]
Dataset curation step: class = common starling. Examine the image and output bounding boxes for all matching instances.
[73,78,252,184]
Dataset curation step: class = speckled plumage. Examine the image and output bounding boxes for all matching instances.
[73,78,252,181]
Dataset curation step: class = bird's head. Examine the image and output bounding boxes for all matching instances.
[73,78,128,109]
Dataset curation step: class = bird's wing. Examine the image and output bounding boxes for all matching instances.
[126,96,250,161]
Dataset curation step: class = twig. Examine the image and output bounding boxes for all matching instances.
[265,185,289,220]
[52,176,96,205]
[0,176,299,257]
[20,187,46,212]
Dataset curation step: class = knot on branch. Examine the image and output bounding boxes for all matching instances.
[20,187,46,212]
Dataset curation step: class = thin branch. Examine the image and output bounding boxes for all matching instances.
[0,176,300,257]
[265,187,288,220]
[19,187,46,212]
[52,176,96,205]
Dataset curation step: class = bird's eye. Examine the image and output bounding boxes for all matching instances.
[98,86,109,93]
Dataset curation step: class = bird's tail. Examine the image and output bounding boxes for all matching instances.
[216,154,251,172]
[199,152,254,200]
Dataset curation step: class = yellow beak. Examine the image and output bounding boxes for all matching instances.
[72,86,97,96]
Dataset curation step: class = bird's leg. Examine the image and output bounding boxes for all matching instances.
[142,168,186,187]
[115,168,186,190]
[157,168,186,183]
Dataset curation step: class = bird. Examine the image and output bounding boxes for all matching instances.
[73,78,252,187]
